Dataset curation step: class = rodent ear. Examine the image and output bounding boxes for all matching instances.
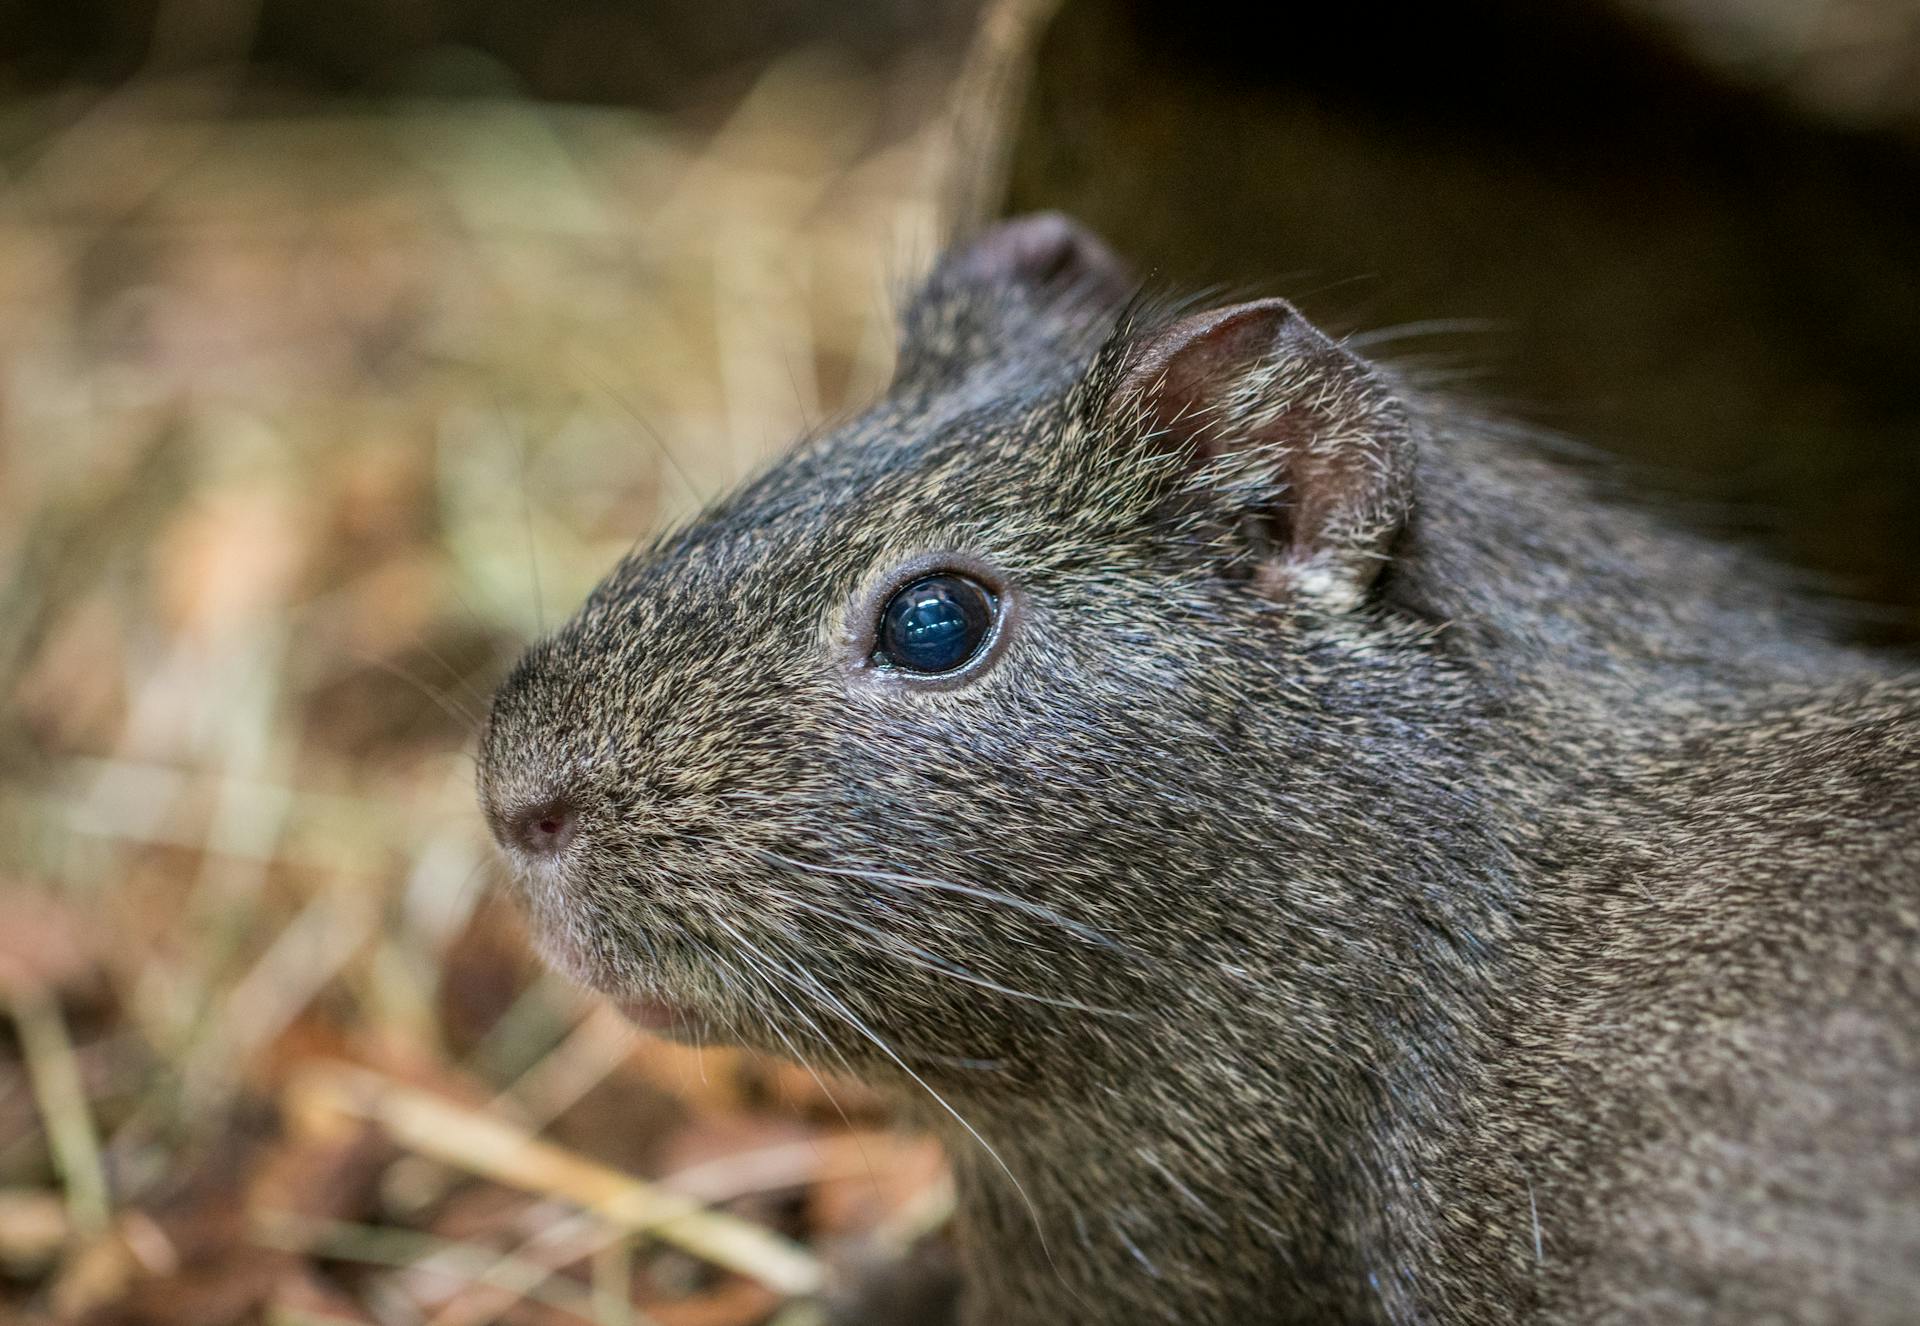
[896,214,1133,391]
[1107,299,1414,610]
[937,212,1133,304]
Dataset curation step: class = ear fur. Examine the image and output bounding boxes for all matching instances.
[938,212,1132,303]
[896,214,1134,391]
[1107,299,1414,610]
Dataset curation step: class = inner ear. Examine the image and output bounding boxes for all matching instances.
[1107,299,1414,608]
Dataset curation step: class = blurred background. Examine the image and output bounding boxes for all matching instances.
[0,1,1915,1323]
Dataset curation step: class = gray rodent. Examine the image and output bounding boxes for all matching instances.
[478,213,1920,1324]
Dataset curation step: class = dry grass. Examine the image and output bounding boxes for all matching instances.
[0,32,992,1324]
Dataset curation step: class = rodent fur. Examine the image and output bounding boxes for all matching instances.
[479,214,1920,1324]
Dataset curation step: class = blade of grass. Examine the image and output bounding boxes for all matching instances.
[589,1233,635,1326]
[421,1112,904,1326]
[176,880,377,1114]
[492,1001,636,1130]
[290,1062,826,1299]
[422,1205,637,1326]
[5,989,110,1237]
[253,1210,604,1324]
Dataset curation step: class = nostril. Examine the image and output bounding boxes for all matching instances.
[501,796,579,859]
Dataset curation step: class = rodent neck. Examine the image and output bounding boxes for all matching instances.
[934,980,1535,1324]
[924,774,1545,1322]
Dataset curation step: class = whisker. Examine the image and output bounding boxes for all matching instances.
[678,931,761,1050]
[745,845,1130,956]
[499,398,547,638]
[1344,318,1500,350]
[780,894,1135,1019]
[707,920,1057,1268]
[405,632,497,720]
[574,358,711,509]
[699,916,882,1173]
[358,650,483,733]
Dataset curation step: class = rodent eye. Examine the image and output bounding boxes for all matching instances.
[875,573,997,675]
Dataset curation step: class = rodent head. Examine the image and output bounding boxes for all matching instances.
[479,214,1442,1095]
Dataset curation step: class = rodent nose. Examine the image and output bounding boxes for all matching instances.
[496,795,579,860]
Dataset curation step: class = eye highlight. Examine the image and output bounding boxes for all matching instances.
[875,573,997,675]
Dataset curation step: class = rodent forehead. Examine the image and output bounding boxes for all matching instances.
[480,361,1177,815]
[585,384,1091,630]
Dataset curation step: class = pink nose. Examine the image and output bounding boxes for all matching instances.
[498,795,579,859]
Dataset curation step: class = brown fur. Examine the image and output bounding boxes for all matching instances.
[479,214,1920,1323]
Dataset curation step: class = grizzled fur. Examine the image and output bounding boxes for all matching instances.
[480,214,1920,1324]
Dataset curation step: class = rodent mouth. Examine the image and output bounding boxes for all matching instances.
[614,995,711,1042]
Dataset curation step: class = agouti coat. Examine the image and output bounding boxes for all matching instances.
[480,214,1920,1324]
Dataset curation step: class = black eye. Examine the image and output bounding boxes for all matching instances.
[875,573,997,675]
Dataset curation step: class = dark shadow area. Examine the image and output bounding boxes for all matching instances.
[0,0,974,107]
[1008,0,1920,641]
